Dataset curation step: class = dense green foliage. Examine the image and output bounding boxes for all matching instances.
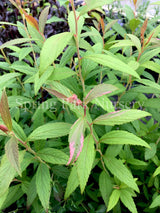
[0,0,160,212]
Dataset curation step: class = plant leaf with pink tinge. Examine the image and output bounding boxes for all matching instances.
[93,109,150,126]
[77,135,95,193]
[0,90,12,131]
[44,88,68,100]
[67,118,85,165]
[84,83,118,105]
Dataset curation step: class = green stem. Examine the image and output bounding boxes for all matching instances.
[70,0,85,93]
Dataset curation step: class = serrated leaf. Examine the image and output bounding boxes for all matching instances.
[0,38,36,50]
[34,67,53,95]
[39,6,50,34]
[0,152,24,197]
[84,83,118,105]
[107,189,120,211]
[100,130,150,148]
[0,73,21,87]
[64,166,79,199]
[99,171,113,207]
[36,163,51,211]
[49,67,76,80]
[0,190,8,210]
[27,175,37,207]
[144,98,160,109]
[127,34,141,53]
[39,32,73,75]
[77,135,95,193]
[5,136,21,175]
[145,143,157,160]
[37,148,69,165]
[93,109,150,126]
[8,96,34,108]
[120,189,137,213]
[28,122,71,141]
[1,184,24,210]
[84,54,140,78]
[0,90,12,131]
[104,156,139,192]
[140,61,160,74]
[67,118,85,165]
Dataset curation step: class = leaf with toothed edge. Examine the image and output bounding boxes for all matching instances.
[84,83,118,105]
[5,136,21,176]
[67,118,85,165]
[77,135,95,193]
[0,90,12,131]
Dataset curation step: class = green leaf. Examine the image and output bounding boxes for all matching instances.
[80,0,114,15]
[144,98,160,109]
[27,175,37,207]
[0,156,17,197]
[149,195,160,208]
[0,73,21,88]
[68,11,84,37]
[153,166,160,177]
[84,54,140,78]
[0,90,12,131]
[109,40,134,49]
[140,61,160,74]
[77,135,95,193]
[67,118,85,165]
[5,136,21,175]
[49,67,76,80]
[8,96,33,108]
[0,152,24,197]
[84,83,118,105]
[120,189,137,213]
[10,64,37,75]
[39,32,73,75]
[107,189,120,211]
[136,79,160,91]
[36,163,51,211]
[64,166,79,199]
[93,109,150,126]
[37,148,69,165]
[0,190,8,210]
[127,34,141,53]
[39,6,50,34]
[104,156,139,192]
[46,16,65,24]
[1,184,24,210]
[100,130,150,148]
[99,171,113,207]
[129,18,141,32]
[145,143,157,160]
[0,38,36,50]
[91,95,115,112]
[34,66,53,95]
[27,122,71,141]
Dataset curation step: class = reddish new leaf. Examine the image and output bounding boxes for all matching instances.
[67,118,85,165]
[84,83,118,105]
[45,88,68,100]
[0,90,12,131]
